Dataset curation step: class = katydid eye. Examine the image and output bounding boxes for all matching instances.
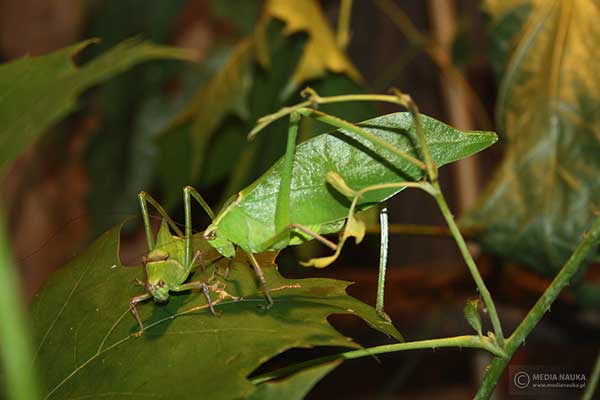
[157,280,165,288]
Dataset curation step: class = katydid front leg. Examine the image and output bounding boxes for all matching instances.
[130,293,152,334]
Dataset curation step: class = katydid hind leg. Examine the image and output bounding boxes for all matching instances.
[274,110,301,236]
[138,191,184,240]
[246,251,274,307]
[183,186,215,274]
[295,107,426,172]
[259,223,338,253]
[376,205,392,322]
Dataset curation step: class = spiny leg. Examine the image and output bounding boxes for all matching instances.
[250,88,437,178]
[274,110,301,237]
[129,293,152,334]
[138,191,184,251]
[301,175,435,268]
[172,281,220,316]
[246,251,274,307]
[376,205,391,322]
[259,223,338,253]
[180,187,221,315]
[295,107,426,171]
[183,185,215,274]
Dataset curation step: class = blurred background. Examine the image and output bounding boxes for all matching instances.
[1,0,599,398]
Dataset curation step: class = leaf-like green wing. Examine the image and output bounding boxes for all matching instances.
[31,225,401,400]
[214,112,497,252]
[0,38,192,173]
[463,0,600,282]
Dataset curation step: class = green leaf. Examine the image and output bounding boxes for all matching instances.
[464,299,483,337]
[31,225,401,399]
[0,38,193,173]
[250,361,340,399]
[463,0,600,278]
[214,112,498,253]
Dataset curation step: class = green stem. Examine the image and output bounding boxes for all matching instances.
[583,350,600,400]
[251,335,505,385]
[475,216,600,399]
[337,0,353,50]
[431,181,504,345]
[0,210,41,400]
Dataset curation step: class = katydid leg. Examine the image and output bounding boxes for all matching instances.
[294,107,426,171]
[376,205,391,322]
[172,281,220,316]
[246,251,274,306]
[138,191,184,250]
[274,111,301,235]
[260,223,338,252]
[129,293,152,332]
[301,179,434,268]
[183,186,216,273]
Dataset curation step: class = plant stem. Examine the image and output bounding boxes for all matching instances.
[251,335,505,385]
[337,0,353,50]
[0,210,41,400]
[475,216,600,399]
[583,350,600,400]
[431,181,504,344]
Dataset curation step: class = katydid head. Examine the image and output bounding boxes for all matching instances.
[204,226,236,258]
[143,220,187,302]
[144,249,185,302]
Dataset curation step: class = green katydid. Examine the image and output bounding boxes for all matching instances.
[199,88,497,317]
[128,187,223,333]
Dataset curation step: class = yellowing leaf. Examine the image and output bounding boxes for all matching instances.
[265,0,361,95]
[464,0,600,281]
